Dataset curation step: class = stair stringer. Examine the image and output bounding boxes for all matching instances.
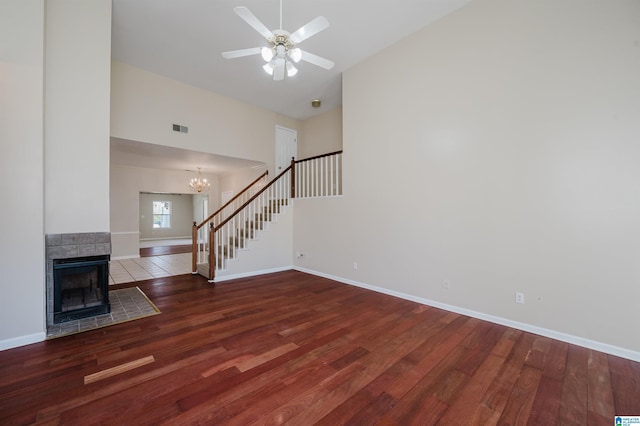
[199,204,294,282]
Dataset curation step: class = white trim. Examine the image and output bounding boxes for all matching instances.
[110,231,139,235]
[110,255,140,260]
[0,332,46,352]
[214,266,293,283]
[139,236,191,241]
[294,267,640,363]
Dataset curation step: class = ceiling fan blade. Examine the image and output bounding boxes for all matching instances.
[233,7,274,40]
[221,47,262,59]
[273,59,285,81]
[290,16,330,44]
[301,50,335,70]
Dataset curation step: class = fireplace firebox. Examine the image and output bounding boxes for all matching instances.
[53,255,110,323]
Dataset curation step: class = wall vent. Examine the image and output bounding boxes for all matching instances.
[172,124,188,133]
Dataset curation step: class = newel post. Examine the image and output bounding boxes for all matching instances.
[191,221,197,274]
[208,223,215,282]
[290,157,296,199]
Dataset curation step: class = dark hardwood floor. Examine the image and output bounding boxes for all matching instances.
[139,244,192,257]
[1,270,638,424]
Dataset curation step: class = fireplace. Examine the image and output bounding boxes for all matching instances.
[53,255,110,323]
[45,232,112,330]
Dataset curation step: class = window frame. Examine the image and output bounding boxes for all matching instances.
[152,200,172,229]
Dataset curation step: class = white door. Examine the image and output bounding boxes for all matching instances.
[202,197,208,220]
[275,126,297,173]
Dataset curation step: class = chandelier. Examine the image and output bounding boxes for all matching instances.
[189,168,210,193]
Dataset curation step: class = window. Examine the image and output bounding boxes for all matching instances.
[153,201,171,229]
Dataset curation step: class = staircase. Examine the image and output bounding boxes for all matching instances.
[192,150,342,282]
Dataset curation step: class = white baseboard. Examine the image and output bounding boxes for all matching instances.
[214,266,294,283]
[0,332,46,352]
[294,267,640,363]
[139,237,191,241]
[110,254,140,260]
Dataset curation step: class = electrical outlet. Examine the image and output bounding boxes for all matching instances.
[515,292,525,304]
[295,252,303,258]
[442,281,450,289]
[353,262,358,270]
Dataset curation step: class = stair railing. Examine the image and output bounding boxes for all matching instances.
[293,150,342,198]
[194,150,343,281]
[207,165,292,281]
[191,170,268,273]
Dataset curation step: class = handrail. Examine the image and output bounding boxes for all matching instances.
[215,165,291,232]
[196,170,268,231]
[295,150,343,164]
[192,169,268,274]
[193,149,343,281]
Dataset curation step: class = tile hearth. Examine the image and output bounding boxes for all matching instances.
[47,287,159,338]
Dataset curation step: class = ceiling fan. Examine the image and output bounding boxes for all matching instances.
[221,0,335,81]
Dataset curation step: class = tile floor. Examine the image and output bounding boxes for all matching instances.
[47,286,160,338]
[109,253,192,284]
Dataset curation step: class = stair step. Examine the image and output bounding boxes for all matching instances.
[195,198,289,280]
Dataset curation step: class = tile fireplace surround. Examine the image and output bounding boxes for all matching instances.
[45,232,111,329]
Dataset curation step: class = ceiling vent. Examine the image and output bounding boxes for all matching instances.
[172,124,188,133]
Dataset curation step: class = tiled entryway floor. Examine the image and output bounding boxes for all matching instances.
[109,253,192,284]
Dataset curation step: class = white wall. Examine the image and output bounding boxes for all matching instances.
[295,0,640,358]
[110,165,218,258]
[0,0,46,349]
[44,0,112,233]
[111,62,300,176]
[217,205,294,281]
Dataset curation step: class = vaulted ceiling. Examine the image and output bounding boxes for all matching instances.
[111,0,471,121]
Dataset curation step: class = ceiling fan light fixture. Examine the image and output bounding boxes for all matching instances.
[263,62,274,75]
[222,2,333,80]
[261,47,274,62]
[286,62,298,77]
[275,44,286,58]
[289,48,302,63]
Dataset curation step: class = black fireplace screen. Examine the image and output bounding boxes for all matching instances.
[53,255,110,323]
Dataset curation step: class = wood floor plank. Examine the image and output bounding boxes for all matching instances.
[608,354,640,414]
[496,365,543,424]
[0,270,638,425]
[588,350,616,419]
[437,353,508,424]
[84,355,155,384]
[558,344,589,424]
[527,375,564,424]
[481,331,536,414]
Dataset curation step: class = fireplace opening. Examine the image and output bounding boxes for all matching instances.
[53,255,110,323]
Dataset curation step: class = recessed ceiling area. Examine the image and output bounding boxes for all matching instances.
[110,138,265,175]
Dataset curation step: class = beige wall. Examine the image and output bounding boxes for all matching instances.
[139,193,194,240]
[298,106,343,158]
[44,0,112,233]
[218,167,269,205]
[0,0,46,348]
[111,62,300,176]
[294,0,640,357]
